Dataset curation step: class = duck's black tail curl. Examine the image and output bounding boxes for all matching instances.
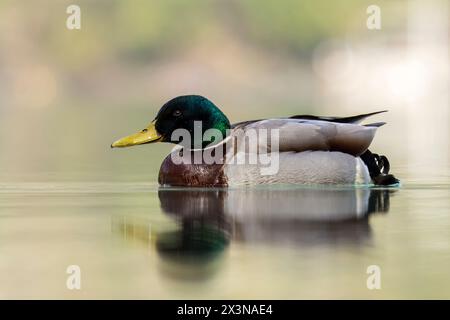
[360,150,399,186]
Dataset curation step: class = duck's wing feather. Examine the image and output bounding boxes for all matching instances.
[231,111,387,129]
[289,110,387,124]
[231,118,381,156]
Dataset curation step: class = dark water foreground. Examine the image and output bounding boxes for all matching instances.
[0,182,449,299]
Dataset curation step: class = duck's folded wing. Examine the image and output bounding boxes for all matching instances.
[289,110,387,124]
[232,118,381,156]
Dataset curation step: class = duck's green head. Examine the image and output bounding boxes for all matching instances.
[111,95,230,149]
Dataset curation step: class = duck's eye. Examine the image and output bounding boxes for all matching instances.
[142,128,148,133]
[173,110,182,117]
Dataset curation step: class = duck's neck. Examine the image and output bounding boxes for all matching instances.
[191,113,230,149]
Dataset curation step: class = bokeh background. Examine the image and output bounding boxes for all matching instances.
[0,0,449,300]
[0,0,448,184]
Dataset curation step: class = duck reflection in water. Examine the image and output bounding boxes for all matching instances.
[157,189,231,259]
[113,187,394,279]
[156,187,394,252]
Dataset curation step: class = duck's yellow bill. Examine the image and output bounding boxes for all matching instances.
[111,121,162,148]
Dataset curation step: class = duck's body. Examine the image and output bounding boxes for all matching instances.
[112,95,399,187]
[159,150,371,186]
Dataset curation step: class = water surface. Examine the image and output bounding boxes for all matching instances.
[0,179,449,299]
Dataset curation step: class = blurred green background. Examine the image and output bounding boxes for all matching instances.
[0,0,448,184]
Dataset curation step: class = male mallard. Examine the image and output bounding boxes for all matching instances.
[111,95,398,187]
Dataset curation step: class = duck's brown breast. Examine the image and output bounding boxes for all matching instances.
[158,150,228,187]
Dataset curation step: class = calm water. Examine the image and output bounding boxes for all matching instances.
[1,177,449,299]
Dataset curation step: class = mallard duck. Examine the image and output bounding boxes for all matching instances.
[111,95,398,187]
